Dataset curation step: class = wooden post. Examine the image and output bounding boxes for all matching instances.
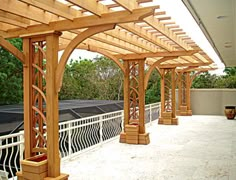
[138,59,145,134]
[171,68,178,124]
[177,72,182,115]
[45,32,61,178]
[120,59,149,145]
[159,68,178,125]
[186,72,192,115]
[177,72,192,116]
[159,69,165,124]
[123,60,130,132]
[23,38,33,158]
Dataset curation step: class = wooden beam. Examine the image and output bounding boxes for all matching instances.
[144,16,189,50]
[0,16,28,28]
[113,0,138,12]
[119,23,172,51]
[104,28,158,52]
[115,50,199,60]
[0,36,25,64]
[0,0,52,24]
[111,0,188,50]
[3,6,157,38]
[18,0,75,20]
[144,56,178,89]
[67,0,107,17]
[56,24,116,92]
[159,62,211,68]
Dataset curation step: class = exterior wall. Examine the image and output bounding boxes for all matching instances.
[190,89,236,115]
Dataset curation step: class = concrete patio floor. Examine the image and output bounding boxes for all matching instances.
[61,115,236,180]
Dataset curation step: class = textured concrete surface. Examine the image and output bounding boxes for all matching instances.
[61,115,236,180]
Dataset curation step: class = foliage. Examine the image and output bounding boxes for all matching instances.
[192,67,236,89]
[145,70,161,104]
[59,56,123,100]
[0,38,23,105]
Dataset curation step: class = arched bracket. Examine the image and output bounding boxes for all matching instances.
[0,36,25,64]
[190,70,208,86]
[144,56,177,90]
[56,24,116,92]
[76,44,125,73]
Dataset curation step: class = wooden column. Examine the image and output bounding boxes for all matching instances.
[138,59,145,134]
[23,38,33,158]
[176,72,192,116]
[120,59,150,145]
[158,68,178,125]
[186,72,192,115]
[17,32,68,180]
[46,32,61,178]
[123,60,130,132]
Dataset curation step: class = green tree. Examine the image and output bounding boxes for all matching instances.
[59,59,98,100]
[145,70,161,104]
[0,38,23,105]
[192,72,218,88]
[94,56,123,100]
[224,67,236,76]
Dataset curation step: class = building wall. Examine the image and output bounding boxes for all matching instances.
[190,89,236,115]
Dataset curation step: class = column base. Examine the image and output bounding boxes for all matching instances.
[17,154,69,180]
[176,109,192,116]
[44,174,69,180]
[17,172,69,180]
[119,132,150,145]
[158,117,178,125]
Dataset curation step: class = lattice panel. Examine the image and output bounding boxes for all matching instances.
[31,41,47,153]
[164,69,172,111]
[129,61,139,121]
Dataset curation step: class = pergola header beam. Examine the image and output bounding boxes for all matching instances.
[115,50,199,60]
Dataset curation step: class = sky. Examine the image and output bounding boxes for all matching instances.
[59,0,225,74]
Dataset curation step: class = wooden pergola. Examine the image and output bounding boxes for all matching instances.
[0,0,217,179]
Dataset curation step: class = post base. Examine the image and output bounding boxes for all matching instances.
[176,106,192,116]
[44,174,69,180]
[17,154,69,180]
[17,172,69,180]
[158,117,178,125]
[119,132,150,145]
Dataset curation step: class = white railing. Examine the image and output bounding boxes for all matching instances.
[0,102,160,179]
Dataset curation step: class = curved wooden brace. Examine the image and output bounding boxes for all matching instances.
[144,56,177,90]
[87,45,125,73]
[190,70,208,86]
[59,44,125,73]
[0,36,25,64]
[56,24,116,92]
